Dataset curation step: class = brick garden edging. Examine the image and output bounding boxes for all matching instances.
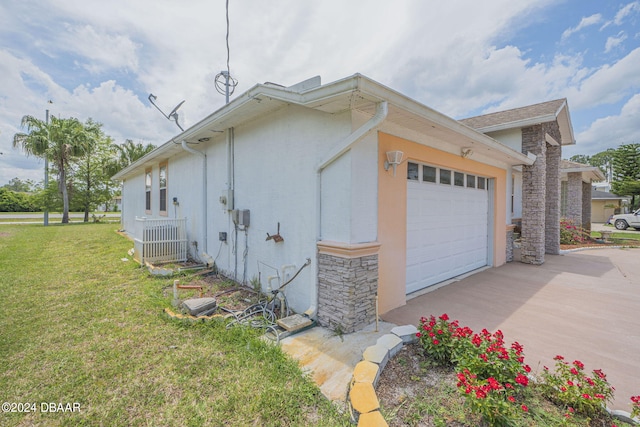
[345,324,639,426]
[347,324,419,426]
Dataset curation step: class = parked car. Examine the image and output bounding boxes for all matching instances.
[611,209,640,230]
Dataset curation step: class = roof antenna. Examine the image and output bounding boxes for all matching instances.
[148,94,185,131]
[214,0,237,104]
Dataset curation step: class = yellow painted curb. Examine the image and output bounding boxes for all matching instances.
[357,410,388,427]
[349,382,379,414]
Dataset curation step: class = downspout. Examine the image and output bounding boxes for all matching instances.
[181,140,208,257]
[311,101,388,316]
[315,101,388,240]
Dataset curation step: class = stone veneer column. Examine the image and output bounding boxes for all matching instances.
[582,180,592,231]
[545,123,561,255]
[506,225,515,262]
[521,125,546,264]
[566,172,583,226]
[316,241,380,334]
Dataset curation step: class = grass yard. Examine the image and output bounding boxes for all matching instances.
[0,224,349,426]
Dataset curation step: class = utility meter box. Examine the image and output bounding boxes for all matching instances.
[232,209,250,227]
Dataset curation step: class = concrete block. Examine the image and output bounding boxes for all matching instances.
[376,334,403,358]
[363,344,389,371]
[391,324,419,344]
[181,298,217,316]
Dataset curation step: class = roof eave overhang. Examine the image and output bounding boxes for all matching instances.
[113,74,535,180]
[472,100,576,147]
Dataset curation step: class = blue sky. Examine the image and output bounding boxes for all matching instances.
[1,0,639,185]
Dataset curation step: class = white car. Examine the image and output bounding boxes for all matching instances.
[611,209,640,230]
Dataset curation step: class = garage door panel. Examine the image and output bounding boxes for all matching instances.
[406,166,490,295]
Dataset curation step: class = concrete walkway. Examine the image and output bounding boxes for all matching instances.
[280,321,396,404]
[382,247,640,412]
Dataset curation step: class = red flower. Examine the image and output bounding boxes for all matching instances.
[515,374,529,387]
[508,396,515,402]
[582,393,591,399]
[554,355,565,361]
[415,332,422,338]
[523,365,531,373]
[432,339,439,345]
[437,329,443,335]
[439,313,449,321]
[521,404,528,412]
[573,360,584,370]
[594,394,605,399]
[570,368,579,375]
[475,389,487,399]
[594,369,607,380]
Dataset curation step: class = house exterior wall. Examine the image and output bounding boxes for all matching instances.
[377,132,508,314]
[591,199,620,223]
[486,128,523,153]
[219,105,353,314]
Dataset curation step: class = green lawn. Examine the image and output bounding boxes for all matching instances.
[0,224,348,426]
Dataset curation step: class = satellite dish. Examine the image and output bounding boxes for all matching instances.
[148,94,185,132]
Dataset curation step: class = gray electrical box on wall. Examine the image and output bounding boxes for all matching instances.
[232,209,250,227]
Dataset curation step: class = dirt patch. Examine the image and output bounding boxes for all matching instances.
[164,273,261,313]
[377,343,483,426]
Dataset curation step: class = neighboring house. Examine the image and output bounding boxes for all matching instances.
[590,189,628,223]
[114,74,586,333]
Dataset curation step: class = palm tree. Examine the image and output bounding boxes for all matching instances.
[111,139,156,173]
[13,115,86,223]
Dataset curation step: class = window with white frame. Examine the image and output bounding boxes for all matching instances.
[159,162,167,215]
[145,168,152,213]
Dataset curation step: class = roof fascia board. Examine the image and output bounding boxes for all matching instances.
[355,76,534,166]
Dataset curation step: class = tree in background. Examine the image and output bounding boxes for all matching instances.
[611,143,640,210]
[69,119,113,222]
[569,148,616,180]
[110,139,156,173]
[13,115,87,223]
[1,177,37,193]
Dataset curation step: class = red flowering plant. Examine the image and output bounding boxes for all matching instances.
[456,367,531,426]
[560,218,590,245]
[452,328,531,387]
[417,315,533,425]
[416,314,461,364]
[540,355,614,417]
[452,328,533,425]
[630,395,640,418]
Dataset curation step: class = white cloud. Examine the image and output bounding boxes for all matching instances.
[562,14,603,40]
[614,1,640,25]
[58,24,141,74]
[604,32,628,53]
[567,47,640,108]
[572,93,640,155]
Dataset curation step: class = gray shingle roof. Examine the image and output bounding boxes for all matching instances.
[460,99,567,130]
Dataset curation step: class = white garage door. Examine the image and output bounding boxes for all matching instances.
[406,162,490,294]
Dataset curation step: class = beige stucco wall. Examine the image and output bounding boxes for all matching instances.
[377,132,508,314]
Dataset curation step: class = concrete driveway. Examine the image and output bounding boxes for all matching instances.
[381,247,640,412]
